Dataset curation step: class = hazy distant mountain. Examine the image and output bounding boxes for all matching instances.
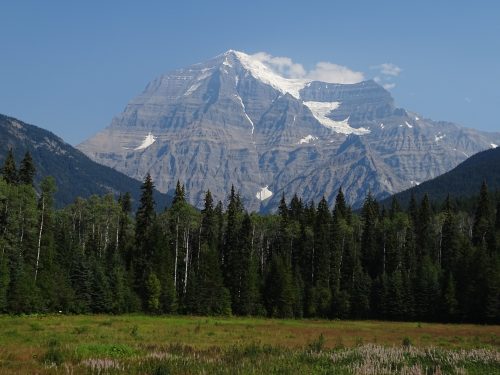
[383,145,500,206]
[0,114,169,208]
[78,50,500,211]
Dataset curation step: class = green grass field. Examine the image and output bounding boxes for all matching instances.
[0,315,498,374]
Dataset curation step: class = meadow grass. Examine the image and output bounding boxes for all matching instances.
[0,314,498,374]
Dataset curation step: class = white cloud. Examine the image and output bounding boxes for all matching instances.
[370,63,402,90]
[250,52,364,84]
[252,52,306,78]
[376,63,402,77]
[307,62,365,84]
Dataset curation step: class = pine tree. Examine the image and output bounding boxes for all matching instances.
[136,174,156,245]
[231,213,260,315]
[417,194,434,260]
[223,185,242,301]
[172,180,185,206]
[2,149,18,185]
[134,174,156,306]
[361,193,380,278]
[441,196,460,272]
[472,181,492,247]
[264,255,294,318]
[18,152,36,186]
[0,255,9,312]
[195,190,231,315]
[90,257,112,313]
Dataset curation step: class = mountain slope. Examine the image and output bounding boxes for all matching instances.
[0,114,169,208]
[383,146,500,206]
[78,50,500,211]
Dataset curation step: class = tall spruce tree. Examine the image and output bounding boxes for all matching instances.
[194,190,231,315]
[18,152,35,186]
[361,193,380,278]
[472,181,492,247]
[2,149,18,185]
[134,174,156,305]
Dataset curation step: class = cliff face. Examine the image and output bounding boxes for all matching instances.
[78,50,500,211]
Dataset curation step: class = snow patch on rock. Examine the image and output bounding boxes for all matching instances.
[135,132,156,151]
[303,101,370,135]
[435,133,446,142]
[491,143,498,149]
[184,68,213,96]
[298,135,318,144]
[234,94,255,134]
[256,186,273,201]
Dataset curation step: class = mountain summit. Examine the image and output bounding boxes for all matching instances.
[78,50,500,210]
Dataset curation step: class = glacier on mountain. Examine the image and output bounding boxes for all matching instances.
[134,133,156,150]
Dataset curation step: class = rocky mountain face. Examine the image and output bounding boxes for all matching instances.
[78,50,500,211]
[0,114,169,208]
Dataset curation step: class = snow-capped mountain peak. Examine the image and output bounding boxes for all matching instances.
[78,50,500,212]
[232,50,309,99]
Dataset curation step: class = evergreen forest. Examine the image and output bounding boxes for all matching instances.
[1,149,499,324]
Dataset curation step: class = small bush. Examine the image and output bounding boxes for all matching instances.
[73,326,89,335]
[152,363,170,375]
[130,324,139,338]
[29,322,43,331]
[307,333,326,352]
[42,340,65,366]
[402,336,412,348]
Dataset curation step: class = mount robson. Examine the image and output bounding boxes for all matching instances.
[78,50,500,211]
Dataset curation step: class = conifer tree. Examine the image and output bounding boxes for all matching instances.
[417,194,434,259]
[0,255,9,312]
[361,193,380,278]
[18,152,35,186]
[2,149,18,185]
[264,255,294,318]
[195,190,231,315]
[223,185,241,293]
[441,195,460,272]
[172,180,185,206]
[472,181,492,246]
[134,174,156,305]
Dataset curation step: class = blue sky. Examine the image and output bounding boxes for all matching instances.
[1,0,499,145]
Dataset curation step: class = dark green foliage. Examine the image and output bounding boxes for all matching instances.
[18,151,36,186]
[0,148,498,323]
[264,255,295,318]
[1,148,18,185]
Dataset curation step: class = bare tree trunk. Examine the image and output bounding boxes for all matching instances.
[104,218,109,252]
[115,214,120,251]
[35,196,45,283]
[311,238,315,283]
[197,226,201,271]
[382,234,386,275]
[174,216,179,289]
[183,228,190,294]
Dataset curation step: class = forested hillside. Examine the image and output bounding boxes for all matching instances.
[385,146,500,207]
[0,149,499,324]
[0,114,169,208]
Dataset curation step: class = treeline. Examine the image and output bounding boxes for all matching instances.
[0,149,499,323]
